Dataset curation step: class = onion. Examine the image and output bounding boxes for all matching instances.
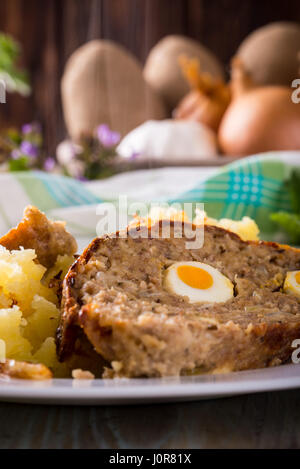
[173,56,230,132]
[218,59,300,156]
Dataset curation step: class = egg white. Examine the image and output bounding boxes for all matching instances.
[284,271,300,298]
[164,261,234,304]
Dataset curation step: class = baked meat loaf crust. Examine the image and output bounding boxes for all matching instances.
[57,222,300,377]
[0,206,77,268]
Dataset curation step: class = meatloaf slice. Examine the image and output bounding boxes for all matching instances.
[57,221,300,377]
[0,206,77,268]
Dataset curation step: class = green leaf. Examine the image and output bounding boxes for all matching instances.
[0,33,31,96]
[6,128,22,144]
[286,170,300,214]
[8,156,30,172]
[0,34,19,59]
[270,212,300,244]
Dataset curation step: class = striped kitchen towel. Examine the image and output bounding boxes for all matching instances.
[0,152,299,240]
[0,171,101,236]
[169,152,298,238]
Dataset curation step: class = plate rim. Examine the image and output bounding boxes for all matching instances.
[0,364,299,405]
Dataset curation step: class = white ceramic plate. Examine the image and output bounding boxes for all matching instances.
[0,201,299,406]
[0,364,299,405]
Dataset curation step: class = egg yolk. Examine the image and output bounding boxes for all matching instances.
[295,272,300,285]
[177,265,213,290]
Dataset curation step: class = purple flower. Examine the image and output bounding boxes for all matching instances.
[22,124,33,135]
[11,149,21,160]
[22,122,41,135]
[97,124,120,148]
[20,141,39,158]
[44,157,56,171]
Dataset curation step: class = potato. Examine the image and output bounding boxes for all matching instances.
[44,254,75,295]
[144,35,225,111]
[62,40,167,141]
[237,22,300,87]
[24,296,60,352]
[194,211,260,241]
[0,247,74,375]
[136,207,260,242]
[0,248,56,316]
[33,338,70,378]
[0,306,32,361]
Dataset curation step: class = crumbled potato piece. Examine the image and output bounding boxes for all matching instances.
[214,216,259,241]
[0,306,32,361]
[133,206,260,242]
[0,292,12,309]
[130,206,189,229]
[0,248,56,316]
[194,209,260,241]
[72,369,95,380]
[0,359,52,380]
[0,206,77,378]
[24,296,60,351]
[44,254,75,295]
[0,246,75,377]
[33,337,69,378]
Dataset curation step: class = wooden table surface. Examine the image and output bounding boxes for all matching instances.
[0,389,299,449]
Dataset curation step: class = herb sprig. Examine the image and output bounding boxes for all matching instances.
[0,33,30,96]
[270,170,300,244]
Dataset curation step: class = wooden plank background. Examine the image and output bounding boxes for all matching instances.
[0,0,300,155]
[0,389,300,448]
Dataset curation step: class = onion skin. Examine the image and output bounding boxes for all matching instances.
[219,86,300,156]
[174,89,229,132]
[174,56,230,132]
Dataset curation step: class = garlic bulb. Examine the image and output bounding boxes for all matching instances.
[117,120,218,160]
